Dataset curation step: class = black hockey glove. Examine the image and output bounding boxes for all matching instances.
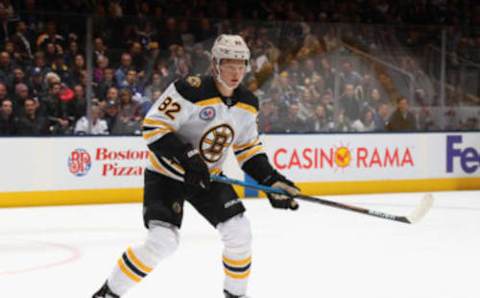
[177,147,211,191]
[262,171,299,210]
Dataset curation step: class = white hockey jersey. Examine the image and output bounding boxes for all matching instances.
[142,75,264,181]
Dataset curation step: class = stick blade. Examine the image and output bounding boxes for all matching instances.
[406,193,434,224]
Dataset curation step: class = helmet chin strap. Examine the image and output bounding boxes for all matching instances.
[214,61,243,92]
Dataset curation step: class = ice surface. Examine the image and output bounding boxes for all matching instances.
[0,191,479,298]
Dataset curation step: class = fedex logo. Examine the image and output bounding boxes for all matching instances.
[446,135,479,174]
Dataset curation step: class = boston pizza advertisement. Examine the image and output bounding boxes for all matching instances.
[0,137,148,192]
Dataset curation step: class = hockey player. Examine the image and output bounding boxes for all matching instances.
[92,34,299,298]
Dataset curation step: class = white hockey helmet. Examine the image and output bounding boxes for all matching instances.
[211,34,251,64]
[211,34,250,90]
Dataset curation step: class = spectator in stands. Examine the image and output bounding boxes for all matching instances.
[320,91,335,121]
[70,54,86,85]
[258,98,280,133]
[169,45,191,79]
[143,72,164,101]
[32,51,50,78]
[43,43,59,66]
[364,88,383,110]
[118,69,144,96]
[272,71,299,106]
[51,54,71,84]
[386,97,417,131]
[0,51,14,83]
[69,84,87,121]
[136,21,157,48]
[10,20,34,62]
[351,108,376,132]
[285,59,302,86]
[307,104,332,132]
[64,40,81,66]
[318,57,335,89]
[103,99,121,134]
[339,60,362,87]
[29,67,44,98]
[13,82,29,113]
[115,52,133,84]
[298,88,317,120]
[118,88,141,134]
[96,68,116,100]
[333,110,351,132]
[129,41,146,72]
[418,105,439,131]
[74,104,109,135]
[0,82,8,102]
[153,60,174,84]
[40,79,61,116]
[104,86,119,104]
[3,40,18,65]
[16,97,49,135]
[339,83,361,122]
[94,37,109,61]
[94,55,109,83]
[373,102,390,131]
[36,20,65,50]
[0,2,14,43]
[268,88,289,120]
[278,103,306,133]
[0,98,16,135]
[357,75,376,105]
[301,58,322,86]
[444,109,460,131]
[11,67,28,87]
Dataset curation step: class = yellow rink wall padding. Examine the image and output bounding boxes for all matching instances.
[0,178,478,208]
[0,186,244,208]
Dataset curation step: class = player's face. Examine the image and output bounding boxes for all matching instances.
[219,59,246,88]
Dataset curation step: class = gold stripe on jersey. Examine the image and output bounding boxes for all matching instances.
[127,247,153,273]
[235,102,258,115]
[142,128,170,141]
[195,97,222,107]
[148,153,181,178]
[223,255,252,267]
[236,145,264,164]
[233,137,260,152]
[160,156,185,175]
[143,118,175,131]
[117,258,141,283]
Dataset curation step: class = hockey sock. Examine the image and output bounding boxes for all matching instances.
[217,214,252,296]
[107,223,179,296]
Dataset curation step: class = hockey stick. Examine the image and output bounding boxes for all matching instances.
[211,175,434,224]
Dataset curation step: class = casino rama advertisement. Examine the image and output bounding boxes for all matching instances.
[262,133,479,181]
[0,133,478,206]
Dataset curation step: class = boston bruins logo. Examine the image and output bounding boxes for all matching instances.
[199,124,234,163]
[186,75,201,88]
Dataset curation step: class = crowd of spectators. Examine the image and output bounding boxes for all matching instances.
[0,0,479,136]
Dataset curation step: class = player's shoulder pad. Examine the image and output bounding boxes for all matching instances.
[234,84,259,113]
[174,75,217,103]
